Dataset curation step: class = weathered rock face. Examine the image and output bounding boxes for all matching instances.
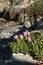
[37,18,43,29]
[19,13,24,24]
[9,11,15,20]
[12,53,37,64]
[0,0,10,12]
[24,21,31,28]
[0,25,24,38]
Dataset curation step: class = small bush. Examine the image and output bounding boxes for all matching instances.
[8,31,43,62]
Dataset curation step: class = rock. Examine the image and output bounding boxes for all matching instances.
[0,25,24,38]
[9,10,15,19]
[14,28,20,33]
[0,0,10,12]
[0,18,7,21]
[3,21,17,27]
[37,18,43,29]
[24,21,31,28]
[12,53,38,64]
[19,13,24,24]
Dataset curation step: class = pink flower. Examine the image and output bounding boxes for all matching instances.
[13,35,18,39]
[27,37,32,42]
[36,61,41,65]
[23,32,27,36]
[19,34,23,39]
[27,32,30,35]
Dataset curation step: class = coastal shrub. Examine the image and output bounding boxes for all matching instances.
[8,31,43,62]
[0,31,43,62]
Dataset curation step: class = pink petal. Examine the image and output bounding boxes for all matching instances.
[19,34,23,39]
[23,32,27,36]
[13,35,18,39]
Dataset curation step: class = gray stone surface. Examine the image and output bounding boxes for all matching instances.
[0,25,24,38]
[0,0,10,12]
[12,53,37,64]
[37,18,43,29]
[24,21,31,28]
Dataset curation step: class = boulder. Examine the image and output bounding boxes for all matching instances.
[24,21,31,28]
[12,53,38,64]
[0,25,24,38]
[37,18,43,29]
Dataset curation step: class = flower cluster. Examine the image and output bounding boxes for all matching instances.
[8,31,43,62]
[13,31,32,42]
